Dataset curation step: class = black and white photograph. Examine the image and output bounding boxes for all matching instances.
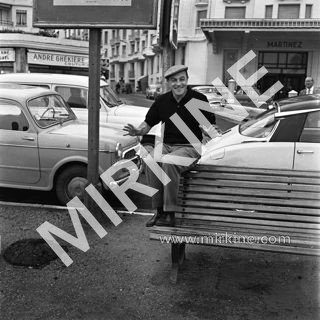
[0,0,319,319]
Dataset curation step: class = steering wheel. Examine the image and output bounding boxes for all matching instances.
[40,107,55,118]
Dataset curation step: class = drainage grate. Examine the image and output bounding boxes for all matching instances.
[3,238,68,269]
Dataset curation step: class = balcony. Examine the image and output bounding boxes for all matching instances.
[0,20,13,27]
[201,18,320,32]
[195,0,208,6]
[110,37,121,45]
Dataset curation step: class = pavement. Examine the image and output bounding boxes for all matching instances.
[0,202,319,320]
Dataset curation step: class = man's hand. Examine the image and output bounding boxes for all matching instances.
[123,124,140,136]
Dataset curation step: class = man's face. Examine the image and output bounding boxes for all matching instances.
[305,78,313,89]
[168,71,188,98]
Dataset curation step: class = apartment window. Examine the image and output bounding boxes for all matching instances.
[196,10,207,27]
[122,45,126,56]
[116,45,120,56]
[278,5,300,19]
[305,5,312,18]
[130,42,135,54]
[104,31,108,44]
[16,10,27,26]
[225,7,246,19]
[136,41,140,52]
[123,29,127,40]
[142,40,146,49]
[112,29,116,38]
[265,5,273,19]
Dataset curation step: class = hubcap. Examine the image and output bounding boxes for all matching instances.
[67,177,88,200]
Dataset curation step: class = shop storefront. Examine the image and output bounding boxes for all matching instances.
[202,21,320,98]
[0,48,15,74]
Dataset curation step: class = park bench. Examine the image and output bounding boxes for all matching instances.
[149,165,320,283]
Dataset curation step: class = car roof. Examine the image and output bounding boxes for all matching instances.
[278,94,320,112]
[0,73,108,87]
[0,83,57,101]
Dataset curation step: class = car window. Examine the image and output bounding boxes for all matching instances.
[100,85,121,107]
[55,86,88,109]
[0,99,29,131]
[27,94,75,128]
[239,109,278,138]
[22,83,50,89]
[299,110,320,143]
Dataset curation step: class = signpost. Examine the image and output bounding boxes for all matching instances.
[33,0,158,209]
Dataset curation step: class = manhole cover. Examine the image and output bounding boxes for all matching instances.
[3,238,68,269]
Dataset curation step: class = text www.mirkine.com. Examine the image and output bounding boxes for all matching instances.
[159,233,291,245]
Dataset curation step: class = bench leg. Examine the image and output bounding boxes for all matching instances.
[170,243,186,284]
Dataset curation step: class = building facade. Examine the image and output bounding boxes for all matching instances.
[199,0,320,97]
[0,0,89,75]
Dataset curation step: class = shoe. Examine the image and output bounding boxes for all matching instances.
[155,211,175,227]
[145,208,163,227]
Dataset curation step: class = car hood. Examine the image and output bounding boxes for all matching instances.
[48,121,138,148]
[199,125,254,163]
[111,103,148,118]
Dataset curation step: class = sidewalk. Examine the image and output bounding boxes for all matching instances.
[0,203,319,320]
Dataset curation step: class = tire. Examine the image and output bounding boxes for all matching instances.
[55,165,88,205]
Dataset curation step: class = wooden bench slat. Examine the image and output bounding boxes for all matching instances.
[177,218,320,236]
[183,171,320,185]
[192,165,320,178]
[178,200,320,216]
[179,193,320,209]
[150,227,320,247]
[182,179,320,193]
[175,212,320,229]
[176,207,320,223]
[180,184,320,201]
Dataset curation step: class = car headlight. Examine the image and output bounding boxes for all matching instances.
[116,142,123,159]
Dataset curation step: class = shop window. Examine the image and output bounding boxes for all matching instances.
[225,7,245,19]
[278,5,300,19]
[16,10,27,26]
[196,10,207,27]
[305,5,312,19]
[265,5,273,19]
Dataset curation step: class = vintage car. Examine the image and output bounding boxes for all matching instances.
[0,73,160,148]
[192,85,223,105]
[145,84,162,100]
[199,94,320,171]
[0,84,141,205]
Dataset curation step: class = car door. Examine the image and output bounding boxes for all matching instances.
[0,100,40,184]
[294,110,320,171]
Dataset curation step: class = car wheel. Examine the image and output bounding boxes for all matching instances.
[55,165,88,205]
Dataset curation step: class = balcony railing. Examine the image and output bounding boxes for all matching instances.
[201,19,320,31]
[110,37,120,45]
[0,20,13,27]
[195,0,208,6]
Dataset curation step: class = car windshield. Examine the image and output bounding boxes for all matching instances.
[100,85,122,107]
[239,109,278,138]
[27,94,75,128]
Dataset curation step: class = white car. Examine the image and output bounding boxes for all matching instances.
[0,73,160,148]
[192,85,223,105]
[0,84,141,204]
[200,94,320,171]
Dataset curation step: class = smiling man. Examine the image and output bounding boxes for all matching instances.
[123,65,215,227]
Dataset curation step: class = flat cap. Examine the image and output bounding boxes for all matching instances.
[164,65,188,79]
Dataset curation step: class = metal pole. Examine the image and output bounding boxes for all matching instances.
[85,28,101,208]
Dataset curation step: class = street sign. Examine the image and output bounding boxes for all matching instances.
[33,0,158,29]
